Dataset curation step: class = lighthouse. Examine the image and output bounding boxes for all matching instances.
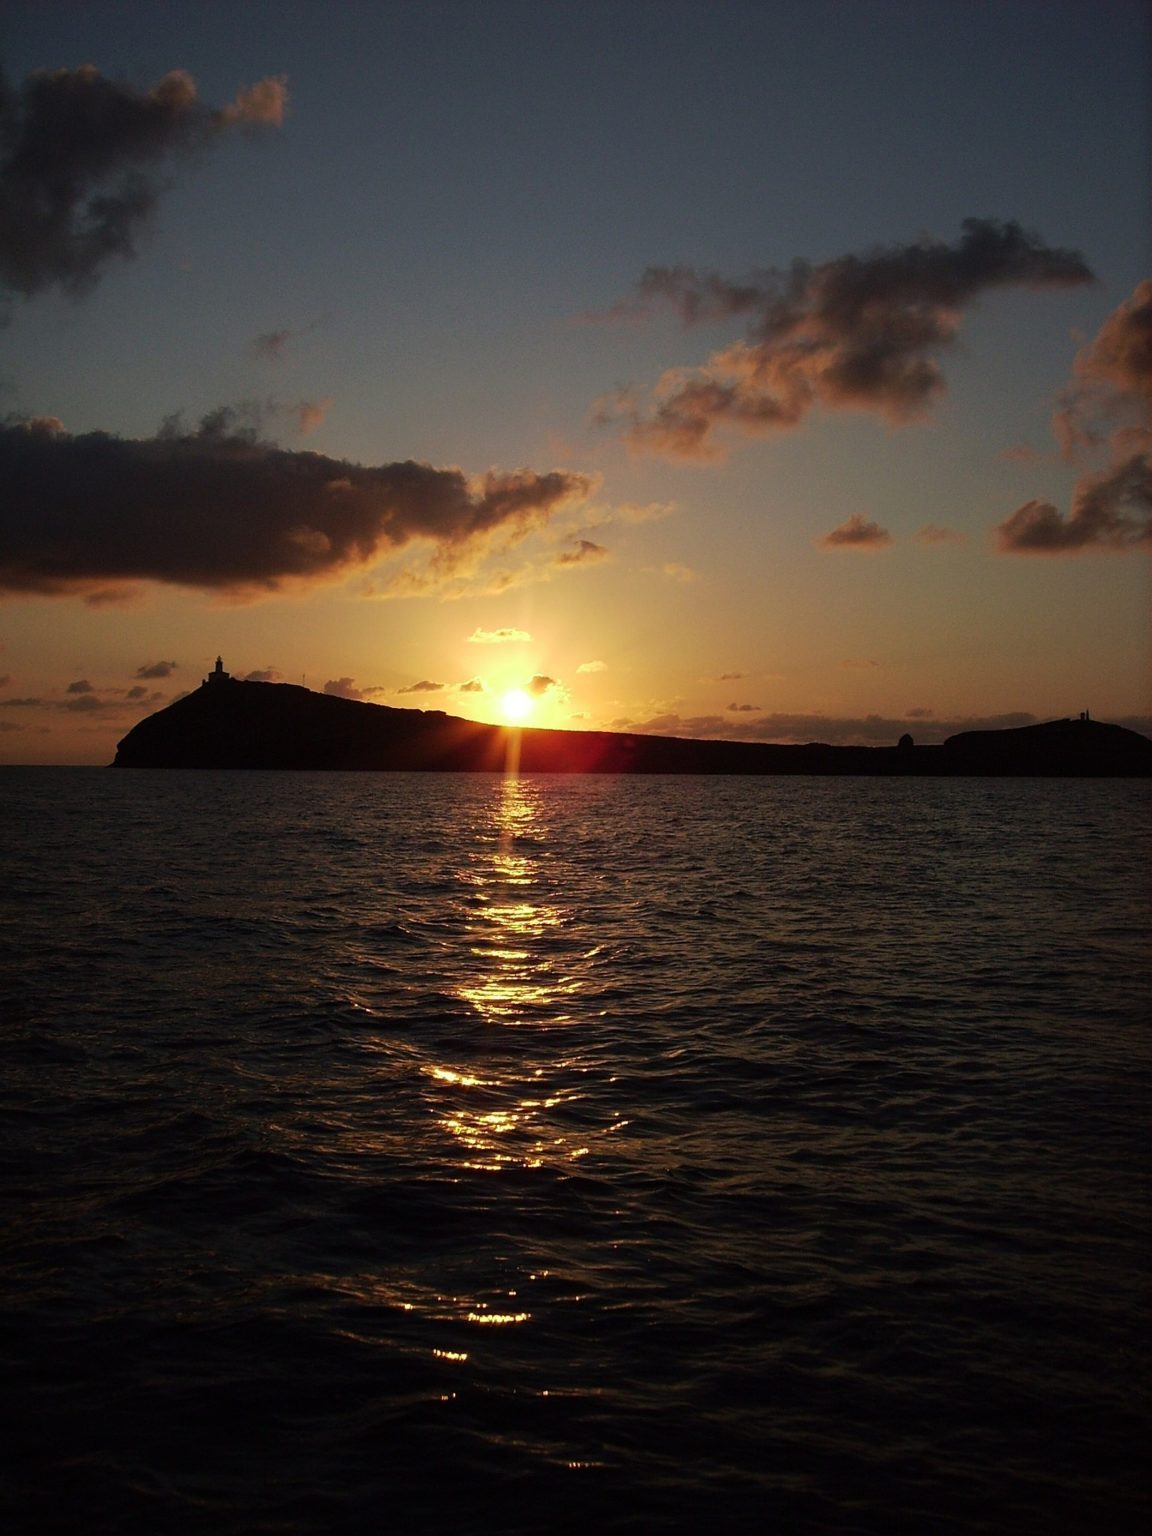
[204,655,232,687]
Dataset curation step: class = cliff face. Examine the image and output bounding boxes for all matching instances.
[112,682,1152,775]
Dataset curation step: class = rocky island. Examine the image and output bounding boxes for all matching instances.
[112,662,1152,776]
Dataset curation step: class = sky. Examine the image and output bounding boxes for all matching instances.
[1,0,1149,764]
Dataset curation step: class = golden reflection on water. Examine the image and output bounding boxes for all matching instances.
[430,773,591,1173]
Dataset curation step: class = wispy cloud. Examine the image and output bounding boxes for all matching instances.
[576,659,606,674]
[595,220,1092,459]
[135,659,176,678]
[818,515,892,550]
[467,627,532,644]
[397,679,445,693]
[0,65,286,302]
[916,524,965,546]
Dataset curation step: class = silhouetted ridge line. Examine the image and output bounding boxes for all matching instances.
[111,681,1152,775]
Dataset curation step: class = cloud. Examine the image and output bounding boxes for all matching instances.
[398,679,444,693]
[727,702,760,712]
[0,673,8,688]
[916,524,966,545]
[458,678,485,693]
[554,537,608,566]
[323,677,363,700]
[244,667,281,682]
[126,685,148,700]
[629,709,1040,747]
[252,329,292,361]
[997,283,1152,555]
[467,627,532,644]
[65,677,94,694]
[717,671,743,681]
[135,659,176,678]
[576,659,606,674]
[1055,278,1152,457]
[526,674,559,697]
[0,695,42,707]
[656,562,696,582]
[0,65,286,302]
[596,219,1092,458]
[818,515,892,549]
[995,454,1151,552]
[295,398,331,435]
[0,417,593,599]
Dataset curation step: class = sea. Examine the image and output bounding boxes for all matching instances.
[1,767,1149,1535]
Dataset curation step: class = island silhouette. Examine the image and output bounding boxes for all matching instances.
[111,662,1152,776]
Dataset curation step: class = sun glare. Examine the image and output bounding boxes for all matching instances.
[500,688,534,723]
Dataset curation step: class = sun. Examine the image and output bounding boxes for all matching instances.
[500,687,534,723]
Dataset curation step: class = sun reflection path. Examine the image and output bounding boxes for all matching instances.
[428,774,601,1173]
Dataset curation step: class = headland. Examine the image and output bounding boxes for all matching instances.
[112,669,1152,775]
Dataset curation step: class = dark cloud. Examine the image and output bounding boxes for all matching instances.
[0,674,9,688]
[126,685,148,700]
[0,695,42,707]
[818,515,892,549]
[65,677,94,693]
[727,702,760,712]
[323,677,363,700]
[996,453,1151,553]
[597,220,1093,458]
[526,674,559,697]
[717,671,743,681]
[458,678,485,693]
[398,679,444,693]
[0,65,286,302]
[135,659,176,678]
[0,720,22,732]
[244,668,281,682]
[0,417,593,598]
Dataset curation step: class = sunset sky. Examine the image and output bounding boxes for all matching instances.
[2,0,1149,764]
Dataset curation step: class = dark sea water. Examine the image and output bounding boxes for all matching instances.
[2,768,1149,1535]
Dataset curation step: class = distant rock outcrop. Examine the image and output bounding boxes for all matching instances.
[112,681,1152,775]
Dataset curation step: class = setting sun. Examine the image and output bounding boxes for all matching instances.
[500,688,534,723]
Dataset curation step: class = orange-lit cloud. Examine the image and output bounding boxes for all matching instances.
[555,537,608,566]
[916,524,966,546]
[323,677,364,699]
[997,283,1152,554]
[996,454,1151,553]
[0,418,593,599]
[295,398,332,435]
[397,679,445,693]
[596,220,1093,459]
[576,660,606,674]
[244,667,281,682]
[818,515,892,549]
[467,627,532,644]
[0,65,286,301]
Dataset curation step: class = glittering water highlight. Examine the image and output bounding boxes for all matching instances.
[1,768,1149,1534]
